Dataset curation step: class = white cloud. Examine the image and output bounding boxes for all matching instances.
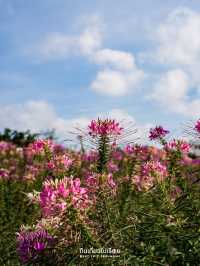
[31,15,144,97]
[155,7,200,66]
[91,68,144,96]
[35,16,103,60]
[90,48,144,96]
[107,108,135,123]
[151,69,189,107]
[93,49,135,71]
[0,101,55,132]
[78,27,102,56]
[36,33,144,96]
[36,33,76,60]
[36,30,102,60]
[151,69,200,118]
[146,7,200,119]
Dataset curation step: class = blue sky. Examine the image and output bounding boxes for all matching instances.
[1,0,200,141]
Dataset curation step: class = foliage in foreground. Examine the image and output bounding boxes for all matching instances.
[0,119,200,265]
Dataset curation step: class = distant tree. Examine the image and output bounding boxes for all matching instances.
[0,128,57,147]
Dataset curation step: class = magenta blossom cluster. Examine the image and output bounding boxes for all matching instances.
[142,161,168,180]
[29,139,54,155]
[124,144,135,155]
[0,168,9,180]
[88,119,123,137]
[194,119,200,134]
[124,144,151,161]
[17,228,54,263]
[165,139,190,154]
[132,160,168,191]
[149,126,169,140]
[107,161,119,173]
[39,177,90,217]
[82,150,99,162]
[46,154,73,171]
[0,141,15,152]
[85,173,117,194]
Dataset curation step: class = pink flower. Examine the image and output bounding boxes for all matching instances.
[61,155,73,168]
[85,174,99,186]
[132,175,154,191]
[30,139,54,155]
[33,242,46,251]
[142,161,168,181]
[107,161,119,173]
[84,174,99,193]
[191,159,200,165]
[82,150,99,162]
[88,119,123,137]
[165,139,190,154]
[46,154,73,174]
[194,119,200,134]
[126,145,149,160]
[0,141,15,152]
[107,174,116,189]
[149,126,169,140]
[124,144,135,155]
[57,183,70,197]
[46,161,55,170]
[111,150,123,160]
[133,160,168,191]
[39,177,90,217]
[53,144,65,153]
[0,168,9,180]
[17,229,54,263]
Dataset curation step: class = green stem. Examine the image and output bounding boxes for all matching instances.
[97,135,109,174]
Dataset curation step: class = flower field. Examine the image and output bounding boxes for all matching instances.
[0,119,200,266]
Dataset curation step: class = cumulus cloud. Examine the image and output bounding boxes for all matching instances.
[31,15,144,97]
[93,49,135,71]
[35,29,102,60]
[97,108,135,124]
[151,69,189,110]
[151,69,200,118]
[90,48,144,96]
[36,33,76,60]
[78,27,102,55]
[91,68,144,96]
[155,7,200,66]
[147,7,200,119]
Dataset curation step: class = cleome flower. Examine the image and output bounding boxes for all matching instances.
[28,139,55,155]
[46,154,73,173]
[39,177,90,217]
[84,172,117,195]
[142,161,168,181]
[17,227,54,263]
[194,119,200,134]
[149,126,169,141]
[132,160,168,191]
[88,119,123,137]
[165,139,190,154]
